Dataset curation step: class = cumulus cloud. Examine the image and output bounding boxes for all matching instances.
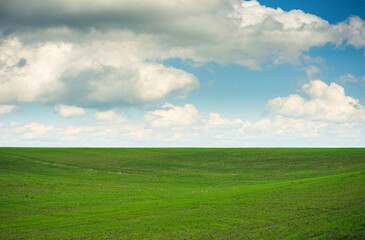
[0,0,364,108]
[142,100,363,144]
[12,122,53,139]
[144,102,199,128]
[124,127,153,141]
[267,80,365,122]
[0,105,17,115]
[335,16,365,48]
[248,115,327,138]
[0,37,199,107]
[203,112,328,139]
[1,1,363,66]
[204,112,249,130]
[66,126,83,135]
[228,1,338,67]
[339,73,358,83]
[140,102,333,143]
[0,109,363,146]
[301,55,325,64]
[95,111,126,123]
[54,104,85,117]
[305,65,321,77]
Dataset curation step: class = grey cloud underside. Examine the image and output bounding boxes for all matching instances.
[56,65,198,108]
[0,8,186,32]
[0,0,230,38]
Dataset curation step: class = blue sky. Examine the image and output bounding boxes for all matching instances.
[0,0,364,147]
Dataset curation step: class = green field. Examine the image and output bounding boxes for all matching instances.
[0,148,364,239]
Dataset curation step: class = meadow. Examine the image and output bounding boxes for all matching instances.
[0,148,364,239]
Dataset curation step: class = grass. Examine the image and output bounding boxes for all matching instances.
[0,148,364,239]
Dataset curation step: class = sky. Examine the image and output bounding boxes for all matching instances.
[0,0,364,147]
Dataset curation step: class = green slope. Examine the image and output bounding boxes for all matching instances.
[0,148,364,239]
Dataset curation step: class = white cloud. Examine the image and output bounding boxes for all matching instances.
[0,105,18,115]
[94,111,126,123]
[305,65,320,77]
[301,55,324,64]
[0,38,71,103]
[125,127,153,141]
[339,73,358,83]
[0,111,363,147]
[248,115,327,138]
[267,80,365,122]
[66,126,83,135]
[144,102,199,128]
[335,16,365,48]
[54,104,85,117]
[0,37,199,107]
[204,112,250,131]
[235,1,325,28]
[0,1,363,112]
[228,0,337,67]
[12,122,53,139]
[0,1,364,109]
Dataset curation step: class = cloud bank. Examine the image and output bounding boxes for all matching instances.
[0,0,364,108]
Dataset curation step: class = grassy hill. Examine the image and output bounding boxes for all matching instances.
[0,148,364,239]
